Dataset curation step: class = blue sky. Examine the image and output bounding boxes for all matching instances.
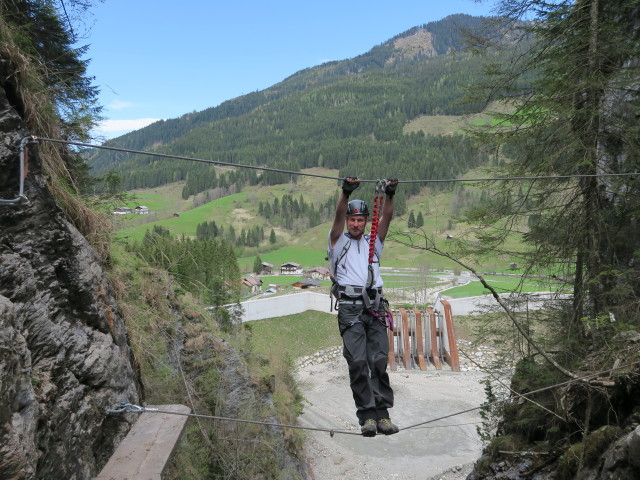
[79,0,496,140]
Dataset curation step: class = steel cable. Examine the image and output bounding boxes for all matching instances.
[32,137,640,185]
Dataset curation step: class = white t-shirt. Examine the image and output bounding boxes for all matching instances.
[328,232,384,288]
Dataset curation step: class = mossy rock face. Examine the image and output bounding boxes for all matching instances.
[556,426,621,480]
[557,442,582,480]
[474,455,494,476]
[582,426,621,467]
[498,358,566,444]
[487,434,527,456]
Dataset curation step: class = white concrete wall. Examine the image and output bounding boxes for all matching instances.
[238,291,333,322]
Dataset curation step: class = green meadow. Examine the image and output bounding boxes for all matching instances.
[246,311,341,358]
[116,192,255,242]
[114,175,530,276]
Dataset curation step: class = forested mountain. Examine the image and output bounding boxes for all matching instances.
[87,14,502,201]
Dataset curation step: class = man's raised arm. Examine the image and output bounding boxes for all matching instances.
[330,176,359,247]
[377,178,398,243]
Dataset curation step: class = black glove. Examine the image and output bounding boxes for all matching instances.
[342,176,360,197]
[385,178,398,197]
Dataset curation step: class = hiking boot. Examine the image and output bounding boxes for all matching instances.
[361,419,377,437]
[377,418,399,435]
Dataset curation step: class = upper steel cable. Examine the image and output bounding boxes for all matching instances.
[32,137,640,185]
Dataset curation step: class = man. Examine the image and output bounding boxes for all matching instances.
[327,176,399,437]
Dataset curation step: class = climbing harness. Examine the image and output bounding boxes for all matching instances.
[327,233,382,311]
[327,181,384,312]
[328,236,352,311]
[0,136,33,206]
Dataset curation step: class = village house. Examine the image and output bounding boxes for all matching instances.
[280,262,302,275]
[112,206,132,215]
[306,267,330,281]
[134,205,149,215]
[291,278,321,289]
[241,275,263,294]
[261,262,274,275]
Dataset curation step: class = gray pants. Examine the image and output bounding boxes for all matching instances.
[338,301,394,425]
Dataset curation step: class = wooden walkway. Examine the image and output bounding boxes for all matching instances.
[97,404,190,480]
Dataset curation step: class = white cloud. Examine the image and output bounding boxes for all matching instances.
[99,118,162,132]
[108,99,135,110]
[93,118,162,140]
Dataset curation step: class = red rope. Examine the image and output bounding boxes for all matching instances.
[368,189,384,264]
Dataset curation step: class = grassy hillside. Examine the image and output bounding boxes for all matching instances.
[404,101,515,136]
[115,184,527,279]
[116,168,341,242]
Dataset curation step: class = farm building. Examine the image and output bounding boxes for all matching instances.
[292,278,321,289]
[280,262,302,275]
[113,207,132,215]
[261,262,274,274]
[242,276,263,294]
[307,267,330,281]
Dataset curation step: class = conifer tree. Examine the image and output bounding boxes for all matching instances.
[468,0,640,342]
[253,256,263,275]
[408,210,416,228]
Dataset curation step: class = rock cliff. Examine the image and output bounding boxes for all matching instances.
[466,359,640,480]
[0,74,142,478]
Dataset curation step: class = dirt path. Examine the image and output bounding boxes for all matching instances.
[296,355,488,480]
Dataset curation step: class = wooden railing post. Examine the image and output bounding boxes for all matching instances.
[387,310,397,371]
[426,307,442,369]
[413,309,427,370]
[440,300,460,372]
[399,308,411,369]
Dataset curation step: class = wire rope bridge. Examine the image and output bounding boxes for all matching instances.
[96,299,459,479]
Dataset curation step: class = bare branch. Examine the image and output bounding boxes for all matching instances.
[390,230,579,379]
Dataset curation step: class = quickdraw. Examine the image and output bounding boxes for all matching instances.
[0,136,34,206]
[370,298,395,331]
[366,179,387,289]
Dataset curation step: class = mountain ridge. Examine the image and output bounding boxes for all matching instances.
[89,14,485,175]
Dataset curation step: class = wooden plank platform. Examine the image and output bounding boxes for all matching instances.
[97,404,191,480]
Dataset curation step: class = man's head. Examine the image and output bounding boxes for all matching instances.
[346,199,369,239]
